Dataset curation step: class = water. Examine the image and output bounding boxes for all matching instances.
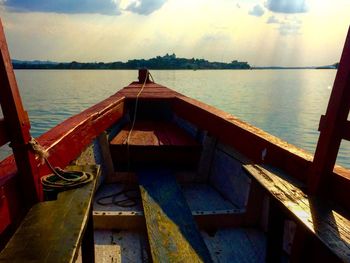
[2,69,349,168]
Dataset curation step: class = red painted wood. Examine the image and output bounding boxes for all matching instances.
[0,119,9,147]
[111,122,159,146]
[173,96,313,182]
[0,93,124,236]
[119,82,180,99]
[110,121,199,147]
[0,20,39,206]
[0,174,25,250]
[308,27,350,194]
[0,95,125,186]
[319,115,350,141]
[109,121,201,168]
[157,123,199,146]
[0,62,349,244]
[35,95,125,189]
[0,186,10,233]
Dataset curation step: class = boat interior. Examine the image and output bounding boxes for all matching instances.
[86,95,267,262]
[0,21,350,263]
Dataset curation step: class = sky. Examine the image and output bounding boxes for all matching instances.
[0,0,349,66]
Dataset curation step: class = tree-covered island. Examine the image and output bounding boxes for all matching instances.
[12,53,251,70]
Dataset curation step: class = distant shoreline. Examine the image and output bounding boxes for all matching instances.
[12,54,250,70]
[11,54,338,70]
[12,66,338,70]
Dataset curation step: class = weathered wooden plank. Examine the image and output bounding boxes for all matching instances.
[138,170,212,263]
[110,122,199,147]
[111,122,159,146]
[244,179,265,226]
[181,184,237,211]
[118,82,181,99]
[109,122,201,169]
[201,228,266,263]
[93,183,245,230]
[0,165,100,263]
[243,164,350,262]
[76,230,147,263]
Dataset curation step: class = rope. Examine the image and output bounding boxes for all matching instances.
[28,137,94,190]
[96,187,140,207]
[126,70,153,170]
[95,70,155,208]
[126,70,153,147]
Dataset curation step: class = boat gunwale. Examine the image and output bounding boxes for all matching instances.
[0,81,349,207]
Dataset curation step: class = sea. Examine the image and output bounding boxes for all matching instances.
[2,69,349,169]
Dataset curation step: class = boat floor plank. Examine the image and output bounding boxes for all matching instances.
[94,183,238,213]
[138,170,213,263]
[93,183,245,230]
[75,230,148,263]
[201,228,266,263]
[181,184,239,212]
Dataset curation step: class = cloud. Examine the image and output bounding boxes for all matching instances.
[265,0,309,13]
[1,0,121,15]
[266,15,279,24]
[279,21,302,35]
[200,33,231,43]
[248,4,265,17]
[125,0,166,15]
[266,15,303,35]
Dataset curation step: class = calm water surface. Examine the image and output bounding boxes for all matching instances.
[5,69,350,168]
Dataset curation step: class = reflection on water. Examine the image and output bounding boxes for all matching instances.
[0,69,348,168]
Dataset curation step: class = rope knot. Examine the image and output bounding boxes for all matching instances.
[28,137,49,164]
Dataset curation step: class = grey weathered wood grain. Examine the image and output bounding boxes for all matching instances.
[0,165,100,263]
[243,164,350,262]
[138,170,212,263]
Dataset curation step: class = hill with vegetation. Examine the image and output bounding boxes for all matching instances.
[12,54,251,70]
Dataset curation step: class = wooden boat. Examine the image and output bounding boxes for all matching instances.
[0,20,350,262]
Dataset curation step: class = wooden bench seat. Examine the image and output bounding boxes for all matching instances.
[243,164,350,262]
[0,165,100,263]
[138,170,212,263]
[110,121,201,170]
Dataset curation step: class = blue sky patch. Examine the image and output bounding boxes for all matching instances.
[2,0,121,15]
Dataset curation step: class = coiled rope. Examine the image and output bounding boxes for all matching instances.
[28,138,94,190]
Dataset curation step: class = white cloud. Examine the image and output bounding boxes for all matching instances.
[266,15,303,36]
[266,15,279,24]
[248,4,265,17]
[279,20,302,36]
[124,0,167,15]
